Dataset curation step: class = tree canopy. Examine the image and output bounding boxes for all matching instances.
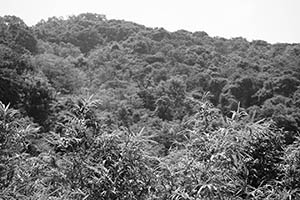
[1,13,300,199]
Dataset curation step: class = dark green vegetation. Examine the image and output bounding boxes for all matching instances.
[1,13,300,199]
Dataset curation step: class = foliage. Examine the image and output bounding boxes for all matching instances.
[0,15,37,54]
[1,13,300,199]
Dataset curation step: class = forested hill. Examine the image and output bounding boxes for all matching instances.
[1,13,300,199]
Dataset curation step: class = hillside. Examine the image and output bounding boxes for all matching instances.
[1,13,300,199]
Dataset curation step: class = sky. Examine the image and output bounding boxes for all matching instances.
[1,0,300,44]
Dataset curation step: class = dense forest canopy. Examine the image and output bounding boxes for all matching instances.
[1,13,300,199]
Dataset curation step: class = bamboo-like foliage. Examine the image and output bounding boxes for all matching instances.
[156,98,290,200]
[1,96,300,199]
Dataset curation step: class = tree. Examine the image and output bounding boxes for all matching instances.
[0,15,37,54]
[34,13,106,53]
[154,76,187,120]
[32,53,86,94]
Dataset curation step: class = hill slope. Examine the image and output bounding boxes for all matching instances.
[1,13,300,199]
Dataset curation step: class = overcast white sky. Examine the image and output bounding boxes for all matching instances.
[1,0,300,44]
